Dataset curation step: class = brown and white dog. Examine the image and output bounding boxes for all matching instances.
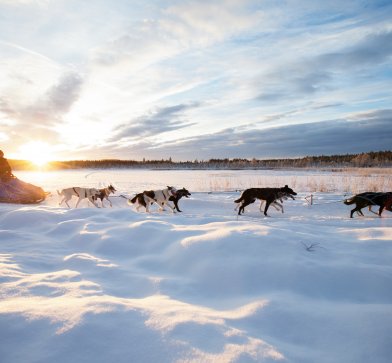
[128,186,178,212]
[94,184,117,207]
[57,187,101,208]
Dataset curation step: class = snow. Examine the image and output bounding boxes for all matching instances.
[1,169,392,363]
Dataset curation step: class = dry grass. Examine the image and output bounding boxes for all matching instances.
[202,168,392,194]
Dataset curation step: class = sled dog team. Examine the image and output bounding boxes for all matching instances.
[57,183,392,218]
[57,185,192,213]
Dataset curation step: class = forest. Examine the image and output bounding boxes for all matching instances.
[9,150,392,170]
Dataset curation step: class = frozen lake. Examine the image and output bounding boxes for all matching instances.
[15,167,392,197]
[1,168,392,363]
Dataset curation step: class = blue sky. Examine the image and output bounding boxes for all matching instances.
[0,0,391,162]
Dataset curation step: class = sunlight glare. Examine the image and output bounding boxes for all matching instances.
[19,141,53,167]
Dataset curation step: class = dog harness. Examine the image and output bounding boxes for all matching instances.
[72,187,87,198]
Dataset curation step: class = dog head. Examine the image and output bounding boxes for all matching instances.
[107,184,116,194]
[167,186,177,197]
[278,191,295,200]
[281,185,297,198]
[177,187,191,198]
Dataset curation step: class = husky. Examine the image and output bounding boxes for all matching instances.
[234,190,295,214]
[57,187,101,208]
[258,191,296,213]
[94,184,116,207]
[344,192,392,218]
[128,186,177,212]
[168,187,191,212]
[235,185,297,216]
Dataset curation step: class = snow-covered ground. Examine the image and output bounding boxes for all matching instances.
[1,169,392,363]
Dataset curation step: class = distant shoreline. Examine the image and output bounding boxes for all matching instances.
[8,150,392,171]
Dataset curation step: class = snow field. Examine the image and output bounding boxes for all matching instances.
[1,170,392,362]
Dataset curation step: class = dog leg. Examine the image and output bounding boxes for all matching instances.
[351,206,364,218]
[158,201,166,212]
[259,200,265,211]
[263,200,273,216]
[144,196,161,212]
[144,196,158,212]
[273,201,284,213]
[144,197,151,213]
[172,201,181,212]
[378,205,384,216]
[165,202,176,213]
[238,201,249,215]
[61,196,71,208]
[358,209,365,216]
[238,203,244,215]
[88,197,99,208]
[75,197,82,208]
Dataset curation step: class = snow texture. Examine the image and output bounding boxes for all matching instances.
[1,170,391,363]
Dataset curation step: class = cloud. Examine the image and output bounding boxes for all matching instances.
[20,72,84,125]
[0,71,82,126]
[45,73,83,114]
[315,31,392,70]
[0,72,83,154]
[256,30,392,103]
[103,109,392,160]
[92,0,260,70]
[111,103,198,141]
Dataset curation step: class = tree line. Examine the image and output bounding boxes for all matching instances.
[9,150,392,170]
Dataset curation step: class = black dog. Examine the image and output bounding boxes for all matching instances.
[344,192,392,218]
[168,187,191,212]
[235,185,297,216]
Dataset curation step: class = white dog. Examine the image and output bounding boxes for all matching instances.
[128,186,177,212]
[57,187,100,208]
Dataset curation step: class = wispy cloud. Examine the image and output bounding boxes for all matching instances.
[111,103,199,141]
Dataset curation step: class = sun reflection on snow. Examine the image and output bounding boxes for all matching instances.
[341,227,392,241]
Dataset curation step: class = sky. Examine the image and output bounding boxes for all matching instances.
[0,0,391,162]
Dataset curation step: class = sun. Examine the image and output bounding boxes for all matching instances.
[19,141,54,167]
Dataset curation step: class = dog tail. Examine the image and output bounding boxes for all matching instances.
[129,195,138,205]
[344,197,355,205]
[57,189,63,196]
[234,196,243,203]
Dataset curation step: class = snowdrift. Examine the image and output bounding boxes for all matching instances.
[1,189,392,363]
